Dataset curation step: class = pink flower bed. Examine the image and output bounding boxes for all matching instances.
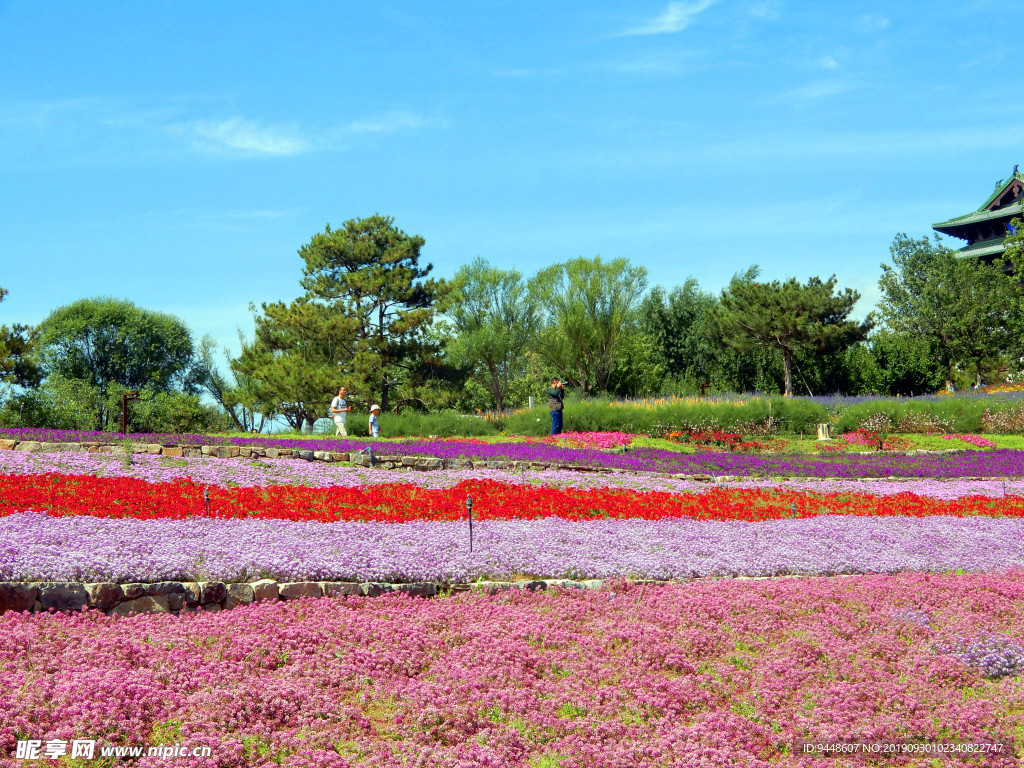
[2,573,1022,767]
[538,431,639,449]
[943,434,997,448]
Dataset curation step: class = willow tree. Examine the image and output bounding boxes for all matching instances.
[530,256,648,395]
[447,257,540,412]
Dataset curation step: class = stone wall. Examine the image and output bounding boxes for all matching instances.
[0,578,631,617]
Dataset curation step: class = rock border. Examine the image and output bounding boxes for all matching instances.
[0,439,1011,482]
[0,578,643,617]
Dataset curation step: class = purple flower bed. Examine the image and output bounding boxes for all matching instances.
[3,512,1023,583]
[7,427,1024,477]
[6,450,1024,499]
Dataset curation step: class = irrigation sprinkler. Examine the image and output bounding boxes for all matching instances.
[466,494,474,552]
[791,502,796,518]
[203,486,210,518]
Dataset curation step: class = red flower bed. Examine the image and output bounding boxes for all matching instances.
[1,472,1022,523]
[665,430,781,452]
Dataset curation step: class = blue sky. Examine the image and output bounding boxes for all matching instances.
[1,0,1021,364]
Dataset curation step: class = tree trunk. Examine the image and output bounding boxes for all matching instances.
[782,351,793,397]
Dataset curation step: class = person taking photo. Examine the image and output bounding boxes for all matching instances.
[546,379,564,436]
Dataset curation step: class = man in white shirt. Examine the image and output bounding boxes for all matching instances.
[330,386,352,436]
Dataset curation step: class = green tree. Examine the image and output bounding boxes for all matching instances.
[879,234,1024,385]
[639,280,724,394]
[38,298,196,394]
[869,331,944,396]
[531,256,648,395]
[241,214,452,419]
[1003,215,1024,276]
[300,215,451,412]
[0,288,42,390]
[713,269,873,397]
[231,300,346,430]
[0,324,42,389]
[195,334,272,432]
[447,258,540,412]
[36,298,199,429]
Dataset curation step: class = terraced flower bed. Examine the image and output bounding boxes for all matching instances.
[2,436,1023,765]
[2,574,1022,767]
[6,428,1024,477]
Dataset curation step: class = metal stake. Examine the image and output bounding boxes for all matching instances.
[204,486,210,518]
[120,391,140,435]
[466,494,474,552]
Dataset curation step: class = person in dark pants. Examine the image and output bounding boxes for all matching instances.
[546,378,564,435]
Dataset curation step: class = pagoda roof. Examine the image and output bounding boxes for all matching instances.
[954,238,1007,259]
[934,200,1022,230]
[933,168,1024,234]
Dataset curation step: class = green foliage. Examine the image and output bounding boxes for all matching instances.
[38,297,196,397]
[299,214,453,412]
[195,334,270,432]
[231,302,340,430]
[869,331,944,396]
[0,323,42,388]
[235,215,455,427]
[2,375,227,433]
[1003,214,1024,277]
[605,332,666,398]
[531,256,648,395]
[314,408,496,438]
[639,280,720,393]
[832,399,993,434]
[878,233,1024,384]
[713,268,873,396]
[500,395,826,436]
[447,257,540,411]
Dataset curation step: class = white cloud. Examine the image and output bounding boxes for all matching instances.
[858,13,890,31]
[749,0,780,20]
[820,55,840,70]
[346,110,442,134]
[771,79,853,104]
[621,0,719,36]
[183,118,313,156]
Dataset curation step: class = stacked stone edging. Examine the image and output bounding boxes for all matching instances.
[0,578,639,617]
[0,439,1008,482]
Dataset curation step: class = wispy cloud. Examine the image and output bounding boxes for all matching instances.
[749,0,780,20]
[621,0,719,36]
[180,118,313,156]
[346,110,444,134]
[820,55,840,70]
[858,13,890,32]
[770,79,853,104]
[0,96,444,167]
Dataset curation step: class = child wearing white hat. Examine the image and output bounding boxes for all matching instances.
[369,404,381,438]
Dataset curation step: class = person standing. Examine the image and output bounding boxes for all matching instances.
[368,404,381,438]
[330,386,352,436]
[546,379,564,436]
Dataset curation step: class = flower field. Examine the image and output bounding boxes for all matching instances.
[2,435,1024,766]
[2,574,1023,767]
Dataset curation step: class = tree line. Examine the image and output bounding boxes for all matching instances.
[3,213,1024,433]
